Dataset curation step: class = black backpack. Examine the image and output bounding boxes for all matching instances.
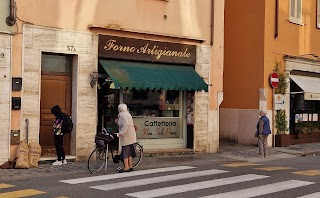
[62,113,73,134]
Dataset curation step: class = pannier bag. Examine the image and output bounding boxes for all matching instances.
[113,154,122,163]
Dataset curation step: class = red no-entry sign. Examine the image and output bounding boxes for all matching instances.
[270,72,279,88]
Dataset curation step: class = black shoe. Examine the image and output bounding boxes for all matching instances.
[129,168,134,171]
[119,169,130,173]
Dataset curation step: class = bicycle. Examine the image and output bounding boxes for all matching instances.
[87,128,143,173]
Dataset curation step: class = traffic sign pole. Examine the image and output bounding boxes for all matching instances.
[272,88,275,147]
[269,72,278,147]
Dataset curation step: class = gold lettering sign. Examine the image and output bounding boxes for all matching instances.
[99,35,196,65]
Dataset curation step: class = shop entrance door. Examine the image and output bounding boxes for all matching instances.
[40,75,71,156]
[186,92,194,148]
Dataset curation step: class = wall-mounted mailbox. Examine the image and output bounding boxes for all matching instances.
[12,97,21,110]
[10,130,20,145]
[12,77,22,91]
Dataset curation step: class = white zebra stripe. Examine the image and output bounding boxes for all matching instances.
[60,166,195,184]
[91,169,229,191]
[297,192,320,198]
[126,174,269,198]
[200,180,315,198]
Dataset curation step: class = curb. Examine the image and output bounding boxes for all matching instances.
[143,148,194,157]
[299,151,320,157]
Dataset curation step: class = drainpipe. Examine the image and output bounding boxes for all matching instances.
[6,0,16,26]
[274,0,279,39]
[25,119,29,143]
[210,0,214,46]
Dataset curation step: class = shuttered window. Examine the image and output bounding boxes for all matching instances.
[289,0,302,25]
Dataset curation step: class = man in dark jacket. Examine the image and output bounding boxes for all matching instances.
[51,105,67,165]
[257,109,271,158]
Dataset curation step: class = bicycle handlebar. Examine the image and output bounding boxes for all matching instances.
[102,128,119,137]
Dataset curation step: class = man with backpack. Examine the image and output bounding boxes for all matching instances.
[51,105,73,165]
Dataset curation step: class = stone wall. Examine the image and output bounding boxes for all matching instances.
[220,108,272,146]
[194,45,213,152]
[0,34,11,164]
[21,24,98,160]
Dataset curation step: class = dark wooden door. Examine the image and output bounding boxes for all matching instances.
[40,74,71,156]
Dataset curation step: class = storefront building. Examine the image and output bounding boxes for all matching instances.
[0,0,225,164]
[97,35,208,150]
[222,0,320,146]
[285,56,320,144]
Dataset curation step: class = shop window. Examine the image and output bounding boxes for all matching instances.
[294,94,317,111]
[123,90,180,117]
[289,0,302,25]
[132,89,148,100]
[292,93,320,133]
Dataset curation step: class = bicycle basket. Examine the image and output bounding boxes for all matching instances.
[95,132,114,146]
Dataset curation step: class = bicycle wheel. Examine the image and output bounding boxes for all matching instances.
[132,143,143,168]
[87,147,106,173]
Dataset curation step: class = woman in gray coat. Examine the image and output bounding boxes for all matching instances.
[116,103,137,173]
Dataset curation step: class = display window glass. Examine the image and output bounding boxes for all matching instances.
[123,89,180,118]
[290,80,320,133]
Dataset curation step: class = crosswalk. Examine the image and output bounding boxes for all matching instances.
[199,180,313,198]
[59,165,320,198]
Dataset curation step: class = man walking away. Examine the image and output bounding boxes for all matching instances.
[257,109,271,158]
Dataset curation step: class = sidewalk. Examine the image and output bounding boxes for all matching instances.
[216,142,320,163]
[1,142,319,180]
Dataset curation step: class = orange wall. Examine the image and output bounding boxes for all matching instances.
[222,0,265,109]
[265,0,320,58]
[12,0,213,78]
[264,0,320,109]
[223,0,320,111]
[15,0,211,44]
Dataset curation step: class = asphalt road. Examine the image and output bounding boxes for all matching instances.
[1,155,320,198]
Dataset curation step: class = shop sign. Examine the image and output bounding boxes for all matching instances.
[274,94,285,110]
[304,92,320,100]
[133,117,180,139]
[98,35,196,65]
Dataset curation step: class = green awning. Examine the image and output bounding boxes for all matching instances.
[99,60,208,92]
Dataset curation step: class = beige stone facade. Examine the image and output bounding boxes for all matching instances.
[21,24,98,160]
[0,0,225,164]
[0,34,11,163]
[14,24,217,161]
